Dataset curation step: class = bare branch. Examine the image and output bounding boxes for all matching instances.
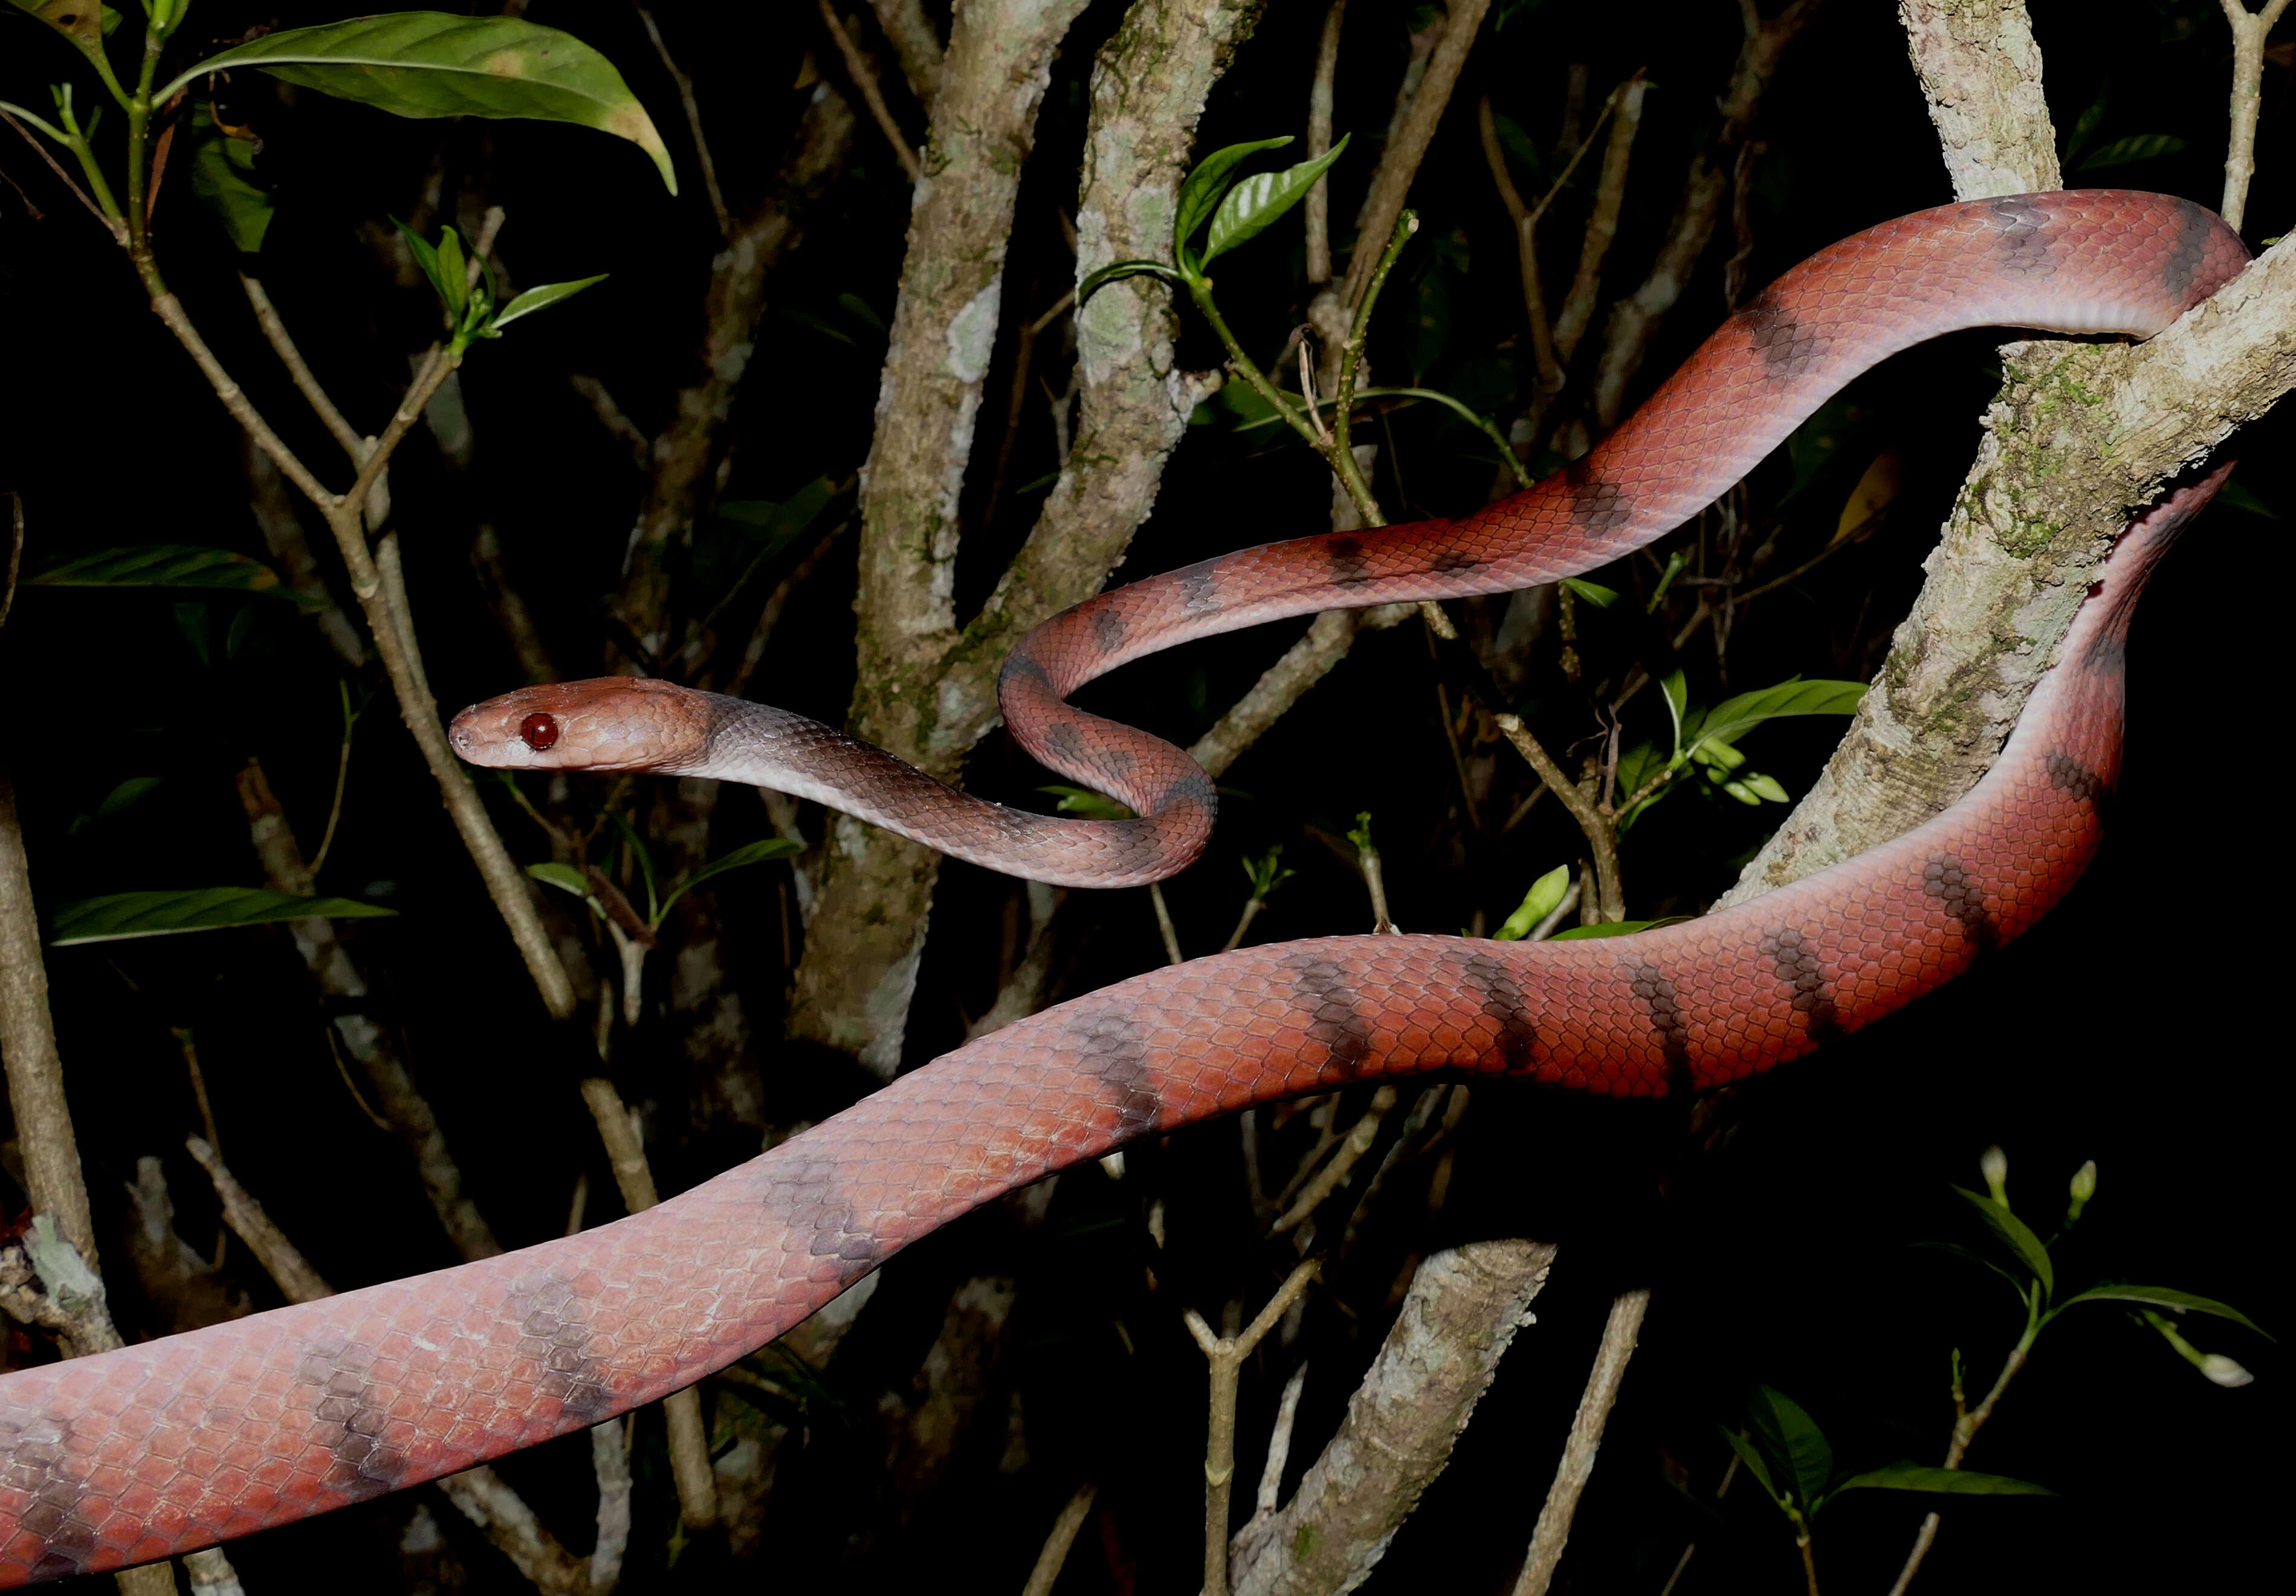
[0,771,98,1264]
[633,4,732,237]
[820,0,924,184]
[1590,1,1826,428]
[239,274,368,464]
[1231,1242,1558,1596]
[2217,0,2294,231]
[1723,128,2296,904]
[868,0,945,109]
[1339,0,1495,311]
[1511,1288,1652,1596]
[233,760,505,1262]
[1187,1259,1321,1596]
[1305,2,1346,286]
[794,0,1263,1071]
[184,1136,335,1303]
[1021,1482,1098,1596]
[1893,0,2063,199]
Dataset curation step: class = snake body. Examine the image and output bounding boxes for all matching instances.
[0,192,2246,1584]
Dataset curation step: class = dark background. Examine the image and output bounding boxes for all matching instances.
[0,1,2285,1591]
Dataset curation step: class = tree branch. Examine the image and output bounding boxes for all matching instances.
[1230,1241,1558,1595]
[1893,0,2063,199]
[792,0,1264,1070]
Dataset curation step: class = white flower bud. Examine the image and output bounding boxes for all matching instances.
[1980,1145,2010,1206]
[2067,1159,2097,1223]
[2202,1354,2254,1389]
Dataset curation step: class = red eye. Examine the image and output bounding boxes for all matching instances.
[519,712,560,751]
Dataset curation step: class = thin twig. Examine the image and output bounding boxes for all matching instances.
[578,1076,720,1530]
[184,1136,335,1303]
[1493,713,1624,921]
[1020,1482,1098,1596]
[1550,73,1648,370]
[239,274,367,464]
[820,0,923,183]
[634,2,731,236]
[1512,1288,1652,1595]
[1272,1085,1398,1236]
[1186,1259,1322,1596]
[1253,1364,1310,1518]
[1304,2,1347,286]
[0,108,121,237]
[568,372,653,470]
[1339,0,1494,311]
[1149,881,1185,966]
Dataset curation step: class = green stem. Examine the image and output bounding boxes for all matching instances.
[1184,210,1421,531]
[1185,278,1324,454]
[1330,212,1421,480]
[73,36,134,112]
[123,17,168,294]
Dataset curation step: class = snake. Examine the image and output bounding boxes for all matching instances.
[0,191,2249,1585]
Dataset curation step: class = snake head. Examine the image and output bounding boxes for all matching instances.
[449,678,713,772]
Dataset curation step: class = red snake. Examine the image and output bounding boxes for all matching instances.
[0,192,2248,1583]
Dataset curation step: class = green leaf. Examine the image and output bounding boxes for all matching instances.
[2063,88,2108,167]
[30,544,306,603]
[1175,135,1294,253]
[1659,668,1688,755]
[6,0,111,49]
[67,777,163,837]
[1077,259,1185,306]
[1829,1463,2054,1499]
[604,812,659,922]
[1493,864,1571,941]
[1548,917,1690,940]
[1716,1427,1784,1509]
[1560,577,1619,609]
[491,274,608,331]
[2051,1286,2271,1339]
[164,13,676,193]
[435,225,470,318]
[1203,132,1351,267]
[1747,1385,1833,1511]
[525,862,594,900]
[1953,1186,2055,1299]
[2077,133,2188,172]
[187,103,274,254]
[2217,479,2277,519]
[1691,677,1866,755]
[393,216,454,309]
[96,776,163,818]
[51,888,393,945]
[1783,395,1867,502]
[656,838,803,921]
[1038,784,1133,822]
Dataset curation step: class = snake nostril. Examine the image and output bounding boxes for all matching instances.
[520,712,561,752]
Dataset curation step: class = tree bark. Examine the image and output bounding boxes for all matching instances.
[790,0,1265,1072]
[1229,1241,1558,1596]
[1721,7,2292,902]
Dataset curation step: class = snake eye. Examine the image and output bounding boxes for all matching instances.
[519,712,560,751]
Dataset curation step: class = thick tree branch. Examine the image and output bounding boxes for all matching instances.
[1722,66,2295,904]
[791,0,1264,1071]
[1229,1241,1557,1595]
[1893,0,2063,199]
